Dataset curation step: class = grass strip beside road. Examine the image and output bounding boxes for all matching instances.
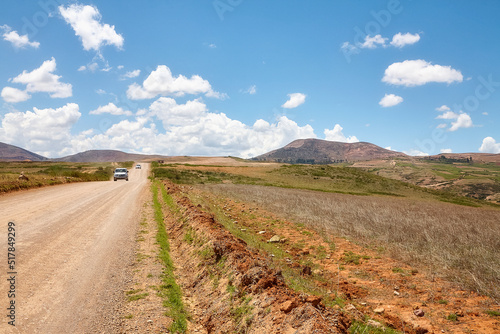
[151,181,188,333]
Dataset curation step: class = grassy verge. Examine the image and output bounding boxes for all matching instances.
[151,181,188,333]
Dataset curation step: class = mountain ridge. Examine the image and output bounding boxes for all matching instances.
[254,138,407,163]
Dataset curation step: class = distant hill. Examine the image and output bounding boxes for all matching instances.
[0,142,49,161]
[55,150,167,162]
[254,139,407,163]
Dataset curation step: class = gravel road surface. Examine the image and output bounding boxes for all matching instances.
[0,164,150,333]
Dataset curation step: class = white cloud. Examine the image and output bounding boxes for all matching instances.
[361,34,387,49]
[390,32,420,48]
[403,149,429,156]
[149,97,208,127]
[482,112,488,116]
[282,93,306,109]
[436,111,459,120]
[436,110,473,131]
[208,43,216,49]
[379,94,403,107]
[479,137,500,154]
[449,113,473,131]
[436,123,447,129]
[59,4,124,51]
[1,25,40,49]
[243,85,257,95]
[0,103,80,156]
[436,105,451,112]
[323,124,359,143]
[385,146,393,151]
[2,58,72,102]
[127,65,226,100]
[90,102,132,116]
[340,41,360,55]
[1,87,30,103]
[382,59,463,87]
[122,69,141,79]
[440,148,452,153]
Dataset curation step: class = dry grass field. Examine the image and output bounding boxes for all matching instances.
[204,183,500,302]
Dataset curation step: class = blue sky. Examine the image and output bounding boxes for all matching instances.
[0,0,499,158]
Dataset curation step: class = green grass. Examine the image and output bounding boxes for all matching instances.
[151,181,188,333]
[127,293,149,301]
[342,251,370,265]
[349,320,401,334]
[446,313,458,321]
[485,310,500,317]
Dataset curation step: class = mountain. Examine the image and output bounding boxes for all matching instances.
[0,142,49,161]
[254,139,407,163]
[55,150,167,162]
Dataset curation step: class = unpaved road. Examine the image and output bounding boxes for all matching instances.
[0,164,150,333]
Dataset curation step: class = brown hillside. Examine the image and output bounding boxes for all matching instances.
[255,139,407,163]
[0,142,48,161]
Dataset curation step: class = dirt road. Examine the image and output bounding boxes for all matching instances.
[0,164,150,333]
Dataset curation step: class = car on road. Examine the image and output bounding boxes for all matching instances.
[113,168,129,181]
[135,164,141,169]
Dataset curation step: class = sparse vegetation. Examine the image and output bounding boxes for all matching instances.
[0,161,116,193]
[204,183,500,301]
[151,181,188,333]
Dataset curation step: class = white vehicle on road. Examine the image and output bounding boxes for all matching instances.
[113,168,129,181]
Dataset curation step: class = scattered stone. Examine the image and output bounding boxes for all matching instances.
[345,304,356,311]
[414,309,425,317]
[374,307,385,314]
[312,269,322,275]
[367,320,382,328]
[280,300,297,313]
[394,290,400,296]
[360,302,367,306]
[268,235,280,243]
[241,228,246,232]
[258,231,266,234]
[306,295,322,307]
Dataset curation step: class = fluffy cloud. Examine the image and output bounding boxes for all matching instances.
[60,97,316,158]
[122,69,141,79]
[323,124,359,143]
[403,149,429,156]
[149,97,208,127]
[90,102,133,116]
[436,105,451,112]
[127,65,226,100]
[390,33,420,48]
[282,93,306,109]
[379,94,403,107]
[382,60,463,86]
[1,58,72,102]
[1,25,40,49]
[0,103,80,156]
[440,148,452,153]
[361,34,387,49]
[59,4,124,51]
[479,137,500,153]
[1,87,30,103]
[436,111,473,131]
